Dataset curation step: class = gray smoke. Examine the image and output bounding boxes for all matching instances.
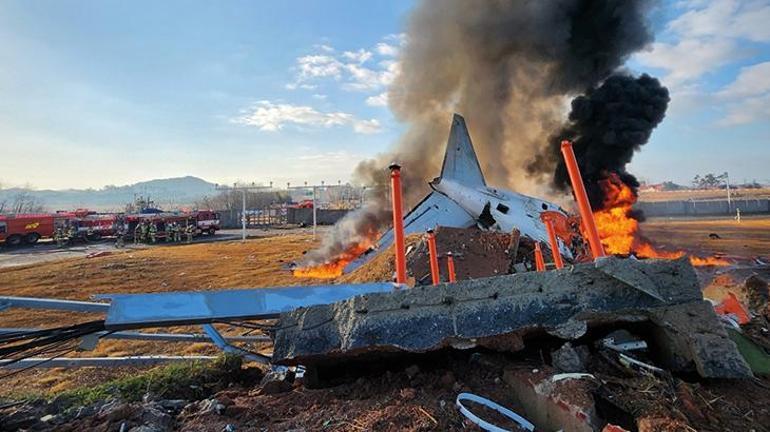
[302,0,657,267]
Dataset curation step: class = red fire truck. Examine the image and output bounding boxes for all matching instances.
[0,213,72,246]
[193,210,220,235]
[0,210,220,247]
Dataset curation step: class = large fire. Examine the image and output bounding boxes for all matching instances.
[293,241,374,279]
[593,173,728,266]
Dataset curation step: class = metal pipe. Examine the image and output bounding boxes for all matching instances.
[241,189,247,242]
[534,242,545,272]
[426,229,440,285]
[0,296,109,313]
[389,163,407,285]
[0,356,218,369]
[559,140,605,259]
[0,327,270,343]
[543,219,564,269]
[312,186,318,238]
[202,324,270,364]
[446,252,457,283]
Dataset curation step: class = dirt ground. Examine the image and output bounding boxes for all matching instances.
[640,216,770,260]
[638,187,770,202]
[1,217,770,430]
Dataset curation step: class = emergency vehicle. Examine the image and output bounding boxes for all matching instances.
[0,213,71,246]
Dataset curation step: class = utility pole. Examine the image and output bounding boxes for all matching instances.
[241,189,246,239]
[724,171,732,212]
[287,181,332,239]
[312,186,317,238]
[215,182,273,242]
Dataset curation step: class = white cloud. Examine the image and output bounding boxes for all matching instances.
[716,62,770,125]
[634,0,770,128]
[352,118,382,134]
[311,93,327,100]
[719,93,770,125]
[285,82,317,90]
[375,42,399,57]
[717,61,770,99]
[636,38,745,86]
[669,0,770,43]
[343,60,399,92]
[234,100,382,134]
[286,35,403,94]
[366,92,388,107]
[296,55,344,81]
[342,49,373,64]
[636,0,765,87]
[384,33,407,46]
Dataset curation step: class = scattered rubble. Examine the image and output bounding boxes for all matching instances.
[2,230,770,430]
[273,257,751,380]
[746,274,769,315]
[551,343,589,373]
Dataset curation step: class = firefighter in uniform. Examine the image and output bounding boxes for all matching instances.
[134,222,142,244]
[165,222,173,242]
[140,221,150,243]
[185,222,195,243]
[67,223,79,244]
[54,227,65,248]
[115,225,125,248]
[175,223,182,242]
[148,221,157,243]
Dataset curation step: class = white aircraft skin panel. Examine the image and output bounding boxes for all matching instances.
[343,192,475,273]
[433,179,572,258]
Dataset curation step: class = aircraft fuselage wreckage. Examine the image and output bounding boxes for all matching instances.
[345,113,572,273]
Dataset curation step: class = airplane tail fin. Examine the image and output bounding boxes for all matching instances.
[438,114,486,187]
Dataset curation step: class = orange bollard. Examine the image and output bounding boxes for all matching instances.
[560,140,605,259]
[534,241,546,272]
[544,219,564,269]
[426,229,440,285]
[446,252,457,283]
[389,163,407,284]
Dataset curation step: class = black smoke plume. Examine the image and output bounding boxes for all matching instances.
[531,73,670,209]
[302,0,659,267]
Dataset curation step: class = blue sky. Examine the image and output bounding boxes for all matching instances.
[1,0,769,190]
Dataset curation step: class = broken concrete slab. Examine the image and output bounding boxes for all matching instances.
[272,257,751,378]
[647,301,753,378]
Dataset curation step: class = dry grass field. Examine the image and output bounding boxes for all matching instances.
[0,234,320,396]
[0,216,768,397]
[640,216,770,259]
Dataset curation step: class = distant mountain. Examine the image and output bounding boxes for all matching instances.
[0,176,218,212]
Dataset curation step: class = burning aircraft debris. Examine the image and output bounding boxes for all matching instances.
[297,0,683,273]
[337,114,576,275]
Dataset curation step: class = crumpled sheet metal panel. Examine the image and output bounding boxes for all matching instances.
[99,283,397,330]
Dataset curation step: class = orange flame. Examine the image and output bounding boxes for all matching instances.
[293,241,374,279]
[592,173,729,267]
